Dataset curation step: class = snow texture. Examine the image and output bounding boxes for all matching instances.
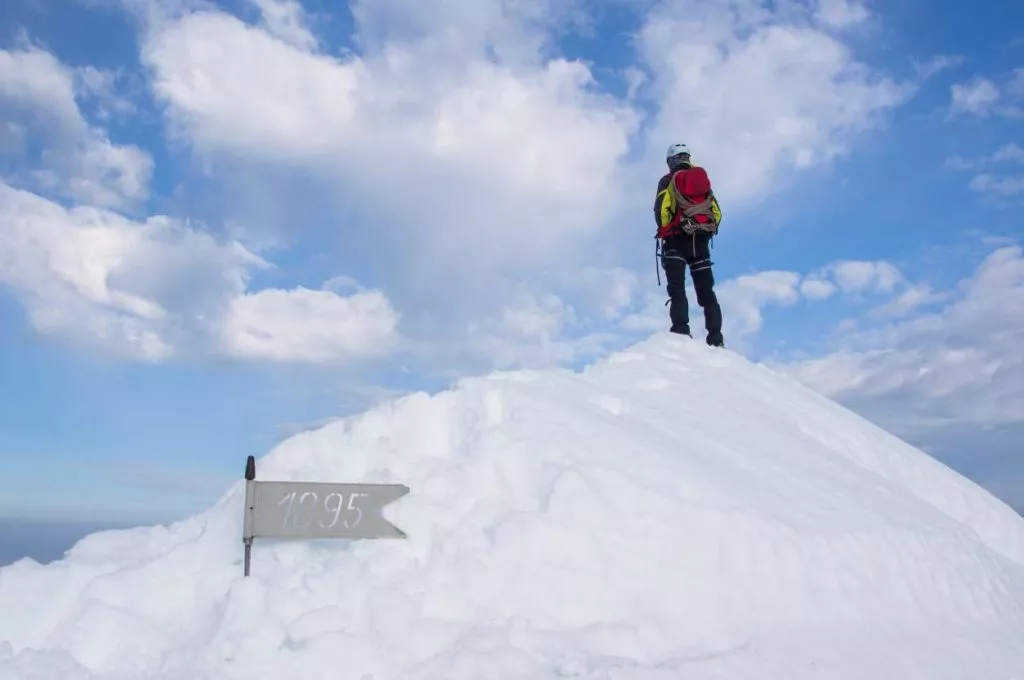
[3,333,1024,679]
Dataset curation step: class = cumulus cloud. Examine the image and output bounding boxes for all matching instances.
[781,245,1024,429]
[73,65,138,120]
[129,0,641,369]
[617,253,925,353]
[947,142,1024,199]
[139,8,638,270]
[913,54,965,79]
[246,0,318,50]
[828,260,902,294]
[800,278,838,300]
[349,0,588,63]
[612,244,985,375]
[871,284,947,318]
[814,0,869,29]
[948,71,1024,120]
[0,47,152,210]
[636,0,911,211]
[717,270,802,346]
[617,267,810,351]
[949,78,1000,117]
[947,143,1024,171]
[0,183,241,360]
[0,183,399,363]
[767,244,1024,507]
[220,287,398,362]
[969,174,1024,198]
[447,280,641,371]
[992,143,1024,164]
[122,0,916,368]
[500,291,574,339]
[570,267,640,321]
[4,0,920,371]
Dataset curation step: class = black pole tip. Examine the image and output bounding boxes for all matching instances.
[245,455,256,481]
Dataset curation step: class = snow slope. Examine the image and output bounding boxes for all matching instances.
[3,333,1024,679]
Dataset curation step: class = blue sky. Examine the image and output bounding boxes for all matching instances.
[0,0,1022,524]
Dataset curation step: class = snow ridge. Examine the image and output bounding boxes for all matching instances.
[2,333,1024,679]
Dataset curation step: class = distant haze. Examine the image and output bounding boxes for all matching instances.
[0,517,143,566]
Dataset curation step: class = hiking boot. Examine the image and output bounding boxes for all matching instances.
[706,332,724,347]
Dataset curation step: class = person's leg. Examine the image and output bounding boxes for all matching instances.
[686,235,724,346]
[660,239,691,335]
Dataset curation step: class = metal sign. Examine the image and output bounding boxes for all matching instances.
[240,455,409,576]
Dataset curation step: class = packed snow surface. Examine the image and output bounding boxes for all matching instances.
[3,333,1024,679]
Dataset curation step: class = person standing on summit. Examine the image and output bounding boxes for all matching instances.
[653,143,724,347]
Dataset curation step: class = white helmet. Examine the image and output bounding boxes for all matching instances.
[666,143,690,159]
[666,143,692,169]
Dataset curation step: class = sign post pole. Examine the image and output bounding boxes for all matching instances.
[243,455,256,577]
[240,455,409,577]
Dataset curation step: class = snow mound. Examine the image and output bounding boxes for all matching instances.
[3,333,1024,679]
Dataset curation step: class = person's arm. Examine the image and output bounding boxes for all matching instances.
[654,175,674,230]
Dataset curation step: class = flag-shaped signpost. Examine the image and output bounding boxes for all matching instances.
[241,455,409,576]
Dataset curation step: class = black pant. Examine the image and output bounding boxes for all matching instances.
[660,232,723,345]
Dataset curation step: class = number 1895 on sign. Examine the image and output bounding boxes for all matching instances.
[278,490,367,530]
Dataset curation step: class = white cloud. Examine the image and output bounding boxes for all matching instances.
[348,0,588,65]
[871,284,947,318]
[247,0,318,51]
[949,77,1000,117]
[913,54,965,79]
[612,256,926,353]
[131,2,641,370]
[969,174,1024,198]
[992,143,1024,164]
[0,182,397,363]
[141,13,366,161]
[322,275,362,294]
[571,267,639,320]
[500,291,574,339]
[0,119,25,154]
[800,278,838,300]
[815,0,869,29]
[615,249,982,358]
[717,270,802,346]
[616,267,817,348]
[947,143,1024,198]
[771,245,1024,509]
[220,287,398,362]
[140,9,638,270]
[781,245,1024,428]
[618,290,673,335]
[5,1,918,372]
[947,69,1024,120]
[450,287,618,371]
[73,66,137,120]
[1011,68,1024,98]
[0,183,241,360]
[636,0,911,211]
[827,259,902,294]
[0,47,152,210]
[948,143,1024,172]
[130,0,913,365]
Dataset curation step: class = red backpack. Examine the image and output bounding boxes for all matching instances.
[657,166,719,239]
